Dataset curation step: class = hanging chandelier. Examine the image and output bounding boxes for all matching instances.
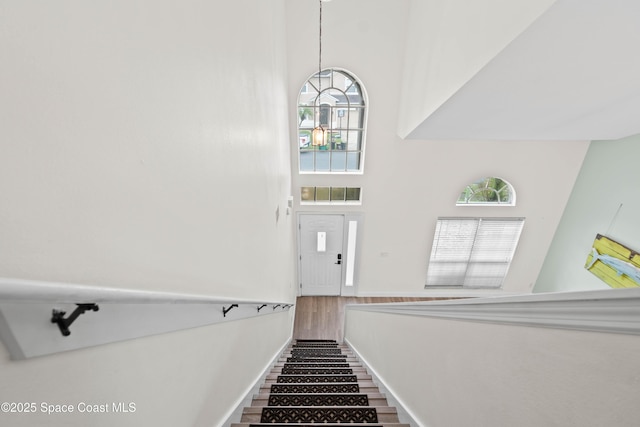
[312,0,327,147]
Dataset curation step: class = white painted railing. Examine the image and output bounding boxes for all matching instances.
[346,288,640,335]
[0,277,294,359]
[0,277,289,304]
[344,288,640,427]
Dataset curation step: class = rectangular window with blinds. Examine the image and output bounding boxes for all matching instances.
[425,218,525,289]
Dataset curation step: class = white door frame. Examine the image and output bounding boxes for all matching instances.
[297,212,363,296]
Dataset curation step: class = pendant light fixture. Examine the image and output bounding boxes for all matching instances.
[312,0,326,147]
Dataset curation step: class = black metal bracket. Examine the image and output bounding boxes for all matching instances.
[273,304,281,310]
[222,304,238,317]
[257,304,267,313]
[51,303,99,337]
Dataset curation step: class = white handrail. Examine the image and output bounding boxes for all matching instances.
[346,288,640,335]
[0,277,295,360]
[0,277,289,304]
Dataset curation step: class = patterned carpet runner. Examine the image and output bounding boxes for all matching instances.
[235,339,406,426]
[264,340,376,423]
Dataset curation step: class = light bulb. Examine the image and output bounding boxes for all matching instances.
[312,127,326,146]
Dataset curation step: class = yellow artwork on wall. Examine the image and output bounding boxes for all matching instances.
[585,234,640,288]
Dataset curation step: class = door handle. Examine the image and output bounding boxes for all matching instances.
[335,254,342,265]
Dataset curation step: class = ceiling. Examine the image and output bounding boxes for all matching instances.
[405,0,640,141]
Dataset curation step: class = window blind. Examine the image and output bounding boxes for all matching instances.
[426,218,525,288]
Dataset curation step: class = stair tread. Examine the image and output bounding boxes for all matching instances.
[260,383,380,394]
[266,374,372,383]
[232,424,410,427]
[263,381,378,385]
[262,382,379,390]
[253,393,386,398]
[243,406,399,413]
[242,406,400,424]
[269,373,370,377]
[250,392,389,407]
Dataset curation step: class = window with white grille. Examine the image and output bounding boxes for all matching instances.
[425,218,525,289]
[457,177,515,206]
[297,68,367,173]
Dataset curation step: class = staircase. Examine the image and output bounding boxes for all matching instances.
[232,339,409,427]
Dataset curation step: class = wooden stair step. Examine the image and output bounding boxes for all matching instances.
[270,393,369,406]
[291,345,344,349]
[292,344,339,347]
[289,344,348,348]
[241,406,400,423]
[259,407,379,423]
[290,348,344,354]
[253,391,387,399]
[232,424,410,427]
[276,368,366,374]
[284,357,355,363]
[292,343,340,347]
[262,383,380,395]
[276,362,353,368]
[263,383,361,394]
[251,393,389,407]
[285,354,354,359]
[266,374,372,383]
[286,348,350,352]
[278,367,354,375]
[279,363,363,369]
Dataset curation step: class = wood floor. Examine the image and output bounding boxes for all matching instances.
[292,296,447,343]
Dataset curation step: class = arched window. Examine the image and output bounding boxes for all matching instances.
[297,68,367,173]
[457,177,516,206]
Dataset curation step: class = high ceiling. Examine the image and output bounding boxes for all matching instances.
[405,0,640,141]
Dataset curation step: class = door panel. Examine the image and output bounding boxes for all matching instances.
[299,214,344,295]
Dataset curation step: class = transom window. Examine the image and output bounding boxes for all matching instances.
[457,177,515,206]
[300,187,362,204]
[425,217,525,289]
[298,68,367,173]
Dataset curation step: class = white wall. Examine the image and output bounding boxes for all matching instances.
[535,134,640,292]
[286,0,589,297]
[397,0,557,138]
[345,308,640,427]
[0,1,295,425]
[0,311,293,427]
[356,139,588,296]
[0,0,295,301]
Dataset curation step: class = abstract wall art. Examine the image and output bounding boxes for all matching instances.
[585,234,640,288]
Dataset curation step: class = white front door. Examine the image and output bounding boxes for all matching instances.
[299,214,344,296]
